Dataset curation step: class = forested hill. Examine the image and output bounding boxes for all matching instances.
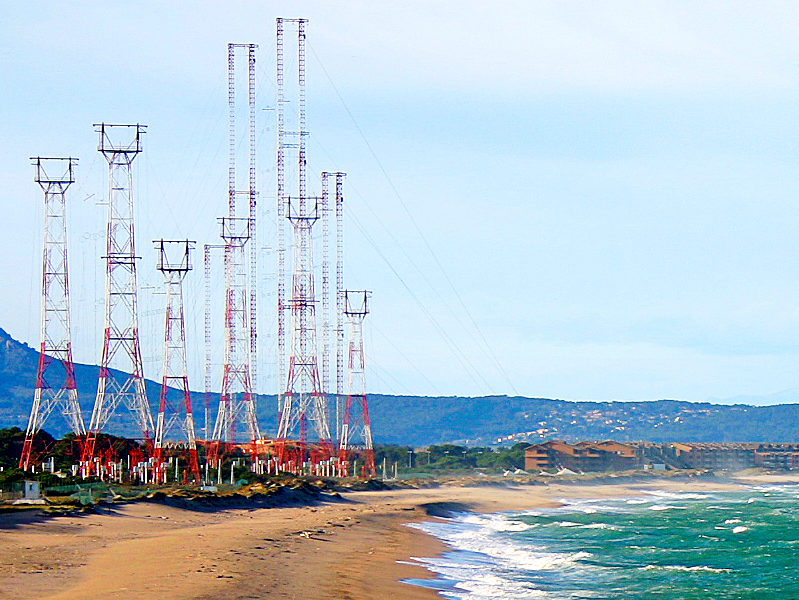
[3,328,799,446]
[366,394,799,445]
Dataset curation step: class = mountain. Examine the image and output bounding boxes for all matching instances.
[4,328,799,446]
[366,395,799,446]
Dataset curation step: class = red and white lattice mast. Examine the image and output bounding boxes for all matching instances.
[276,18,333,458]
[84,124,154,474]
[338,290,376,478]
[203,243,223,442]
[153,240,201,484]
[210,44,260,463]
[20,158,86,471]
[211,218,260,460]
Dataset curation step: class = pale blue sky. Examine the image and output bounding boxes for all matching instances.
[3,1,799,404]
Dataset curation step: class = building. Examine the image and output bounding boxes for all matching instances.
[668,443,757,470]
[524,440,638,472]
[525,440,799,473]
[524,443,554,471]
[754,444,799,470]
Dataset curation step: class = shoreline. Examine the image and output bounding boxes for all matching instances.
[1,473,796,599]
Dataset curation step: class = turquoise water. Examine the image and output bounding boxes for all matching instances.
[407,484,799,599]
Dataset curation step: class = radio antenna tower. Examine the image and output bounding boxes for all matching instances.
[209,43,260,463]
[321,171,346,441]
[338,290,376,478]
[321,174,331,416]
[20,157,86,470]
[153,240,201,483]
[276,18,333,449]
[210,218,260,459]
[239,44,259,392]
[334,173,346,441]
[84,124,154,468]
[276,19,288,427]
[203,243,223,441]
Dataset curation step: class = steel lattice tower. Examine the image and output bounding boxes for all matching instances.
[276,18,333,449]
[332,173,346,441]
[321,171,346,441]
[20,158,86,470]
[203,243,224,441]
[338,290,376,478]
[211,218,260,457]
[237,44,259,393]
[84,124,154,467]
[321,174,331,416]
[153,240,201,483]
[210,43,261,462]
[224,44,259,393]
[276,19,288,429]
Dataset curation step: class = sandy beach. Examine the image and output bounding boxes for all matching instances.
[0,474,789,600]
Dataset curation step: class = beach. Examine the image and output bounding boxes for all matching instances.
[0,475,783,599]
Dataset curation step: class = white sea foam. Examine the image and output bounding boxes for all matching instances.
[751,484,799,494]
[460,513,532,532]
[451,573,553,599]
[409,519,591,573]
[641,564,732,573]
[407,558,558,600]
[733,526,749,534]
[583,523,619,530]
[644,490,712,500]
[555,498,625,514]
[723,518,742,525]
[555,520,581,527]
[409,514,591,600]
[407,512,599,600]
[650,504,686,511]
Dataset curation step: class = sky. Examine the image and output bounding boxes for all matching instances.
[3,1,799,405]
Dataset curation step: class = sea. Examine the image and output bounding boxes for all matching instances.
[405,483,799,599]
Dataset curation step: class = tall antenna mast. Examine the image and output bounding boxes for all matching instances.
[153,240,201,483]
[226,43,259,391]
[210,44,261,464]
[203,243,224,441]
[276,19,287,427]
[20,157,86,470]
[338,290,376,478]
[203,244,213,441]
[84,124,153,473]
[246,44,258,393]
[276,18,332,450]
[321,173,330,403]
[334,173,346,441]
[322,171,346,442]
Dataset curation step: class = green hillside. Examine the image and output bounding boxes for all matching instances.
[3,328,799,446]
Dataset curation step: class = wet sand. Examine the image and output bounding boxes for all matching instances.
[0,477,755,599]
